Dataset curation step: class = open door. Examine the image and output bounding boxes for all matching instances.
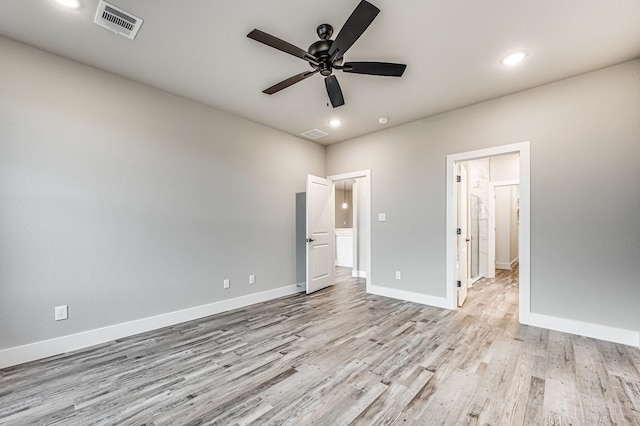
[456,164,470,306]
[306,174,335,294]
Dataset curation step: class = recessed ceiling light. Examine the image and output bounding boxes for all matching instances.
[378,116,389,124]
[501,51,527,66]
[55,0,81,8]
[329,119,342,128]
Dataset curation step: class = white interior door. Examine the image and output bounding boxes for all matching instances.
[456,164,470,306]
[306,174,335,294]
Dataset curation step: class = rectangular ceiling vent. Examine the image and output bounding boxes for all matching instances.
[301,129,329,140]
[94,1,143,40]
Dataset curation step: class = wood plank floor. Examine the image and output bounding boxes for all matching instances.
[1,267,639,425]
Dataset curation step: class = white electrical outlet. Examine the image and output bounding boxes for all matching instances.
[249,274,255,285]
[395,271,401,280]
[55,305,68,321]
[223,279,230,289]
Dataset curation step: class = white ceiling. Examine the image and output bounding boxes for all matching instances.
[1,0,639,145]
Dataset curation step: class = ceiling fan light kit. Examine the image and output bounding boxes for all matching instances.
[247,0,407,108]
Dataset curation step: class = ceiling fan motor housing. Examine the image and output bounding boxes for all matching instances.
[308,37,334,75]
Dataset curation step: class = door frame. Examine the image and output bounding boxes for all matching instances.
[327,169,372,293]
[445,142,530,324]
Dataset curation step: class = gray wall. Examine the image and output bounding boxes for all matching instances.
[2,33,638,353]
[326,60,640,331]
[295,192,306,287]
[0,37,325,350]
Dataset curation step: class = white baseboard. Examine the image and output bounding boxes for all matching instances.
[497,257,519,270]
[0,284,300,369]
[352,270,367,278]
[368,285,639,348]
[369,284,451,310]
[522,312,640,348]
[469,275,482,287]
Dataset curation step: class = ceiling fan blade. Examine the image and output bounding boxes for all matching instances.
[248,29,319,66]
[342,61,406,77]
[263,70,319,95]
[325,75,345,108]
[328,0,380,60]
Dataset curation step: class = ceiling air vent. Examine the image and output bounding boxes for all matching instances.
[94,1,143,40]
[301,129,329,140]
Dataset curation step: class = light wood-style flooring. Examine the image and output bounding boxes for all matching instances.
[1,267,639,425]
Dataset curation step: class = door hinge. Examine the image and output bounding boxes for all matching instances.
[456,228,461,235]
[457,280,462,288]
[456,175,461,183]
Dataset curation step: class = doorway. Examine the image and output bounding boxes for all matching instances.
[460,155,520,282]
[334,178,355,273]
[446,142,530,323]
[328,170,371,292]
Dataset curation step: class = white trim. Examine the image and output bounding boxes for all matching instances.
[369,284,450,310]
[469,275,482,286]
[510,257,519,269]
[351,270,367,278]
[351,180,360,283]
[0,284,299,369]
[446,142,531,320]
[327,170,371,293]
[495,257,519,270]
[523,313,640,348]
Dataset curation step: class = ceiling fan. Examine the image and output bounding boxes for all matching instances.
[247,0,407,108]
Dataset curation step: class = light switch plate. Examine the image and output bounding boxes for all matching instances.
[378,213,386,222]
[55,305,68,321]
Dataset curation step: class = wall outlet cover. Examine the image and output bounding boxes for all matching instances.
[223,279,230,289]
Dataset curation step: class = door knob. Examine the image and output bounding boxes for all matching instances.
[306,238,316,243]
